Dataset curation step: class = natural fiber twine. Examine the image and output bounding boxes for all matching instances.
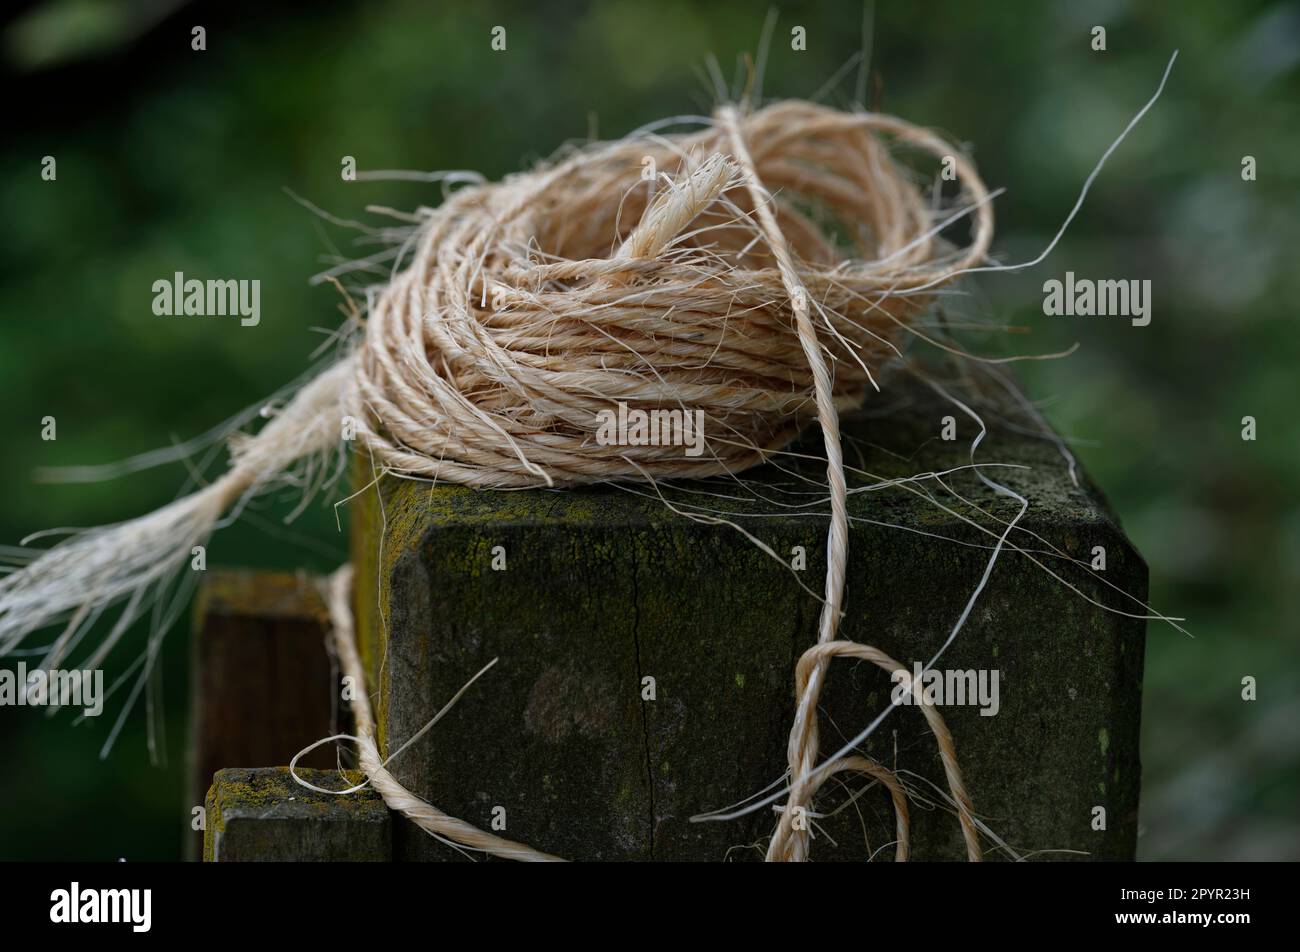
[350,101,992,488]
[0,49,1184,861]
[335,100,994,862]
[6,99,999,861]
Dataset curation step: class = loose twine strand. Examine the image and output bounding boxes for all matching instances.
[295,565,564,861]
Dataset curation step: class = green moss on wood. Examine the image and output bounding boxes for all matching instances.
[204,767,390,862]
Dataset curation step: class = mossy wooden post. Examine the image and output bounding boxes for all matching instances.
[188,571,338,859]
[351,376,1147,861]
[204,768,391,861]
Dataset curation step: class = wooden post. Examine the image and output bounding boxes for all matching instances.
[187,570,339,858]
[349,374,1147,861]
[204,768,391,862]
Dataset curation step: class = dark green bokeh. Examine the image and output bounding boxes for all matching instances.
[1,0,1296,860]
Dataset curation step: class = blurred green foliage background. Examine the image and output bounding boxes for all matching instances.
[1,0,1296,860]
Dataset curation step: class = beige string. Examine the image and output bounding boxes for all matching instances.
[4,61,1181,857]
[337,100,993,861]
[0,359,352,672]
[310,565,564,861]
[792,641,982,861]
[347,101,993,488]
[2,99,995,859]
